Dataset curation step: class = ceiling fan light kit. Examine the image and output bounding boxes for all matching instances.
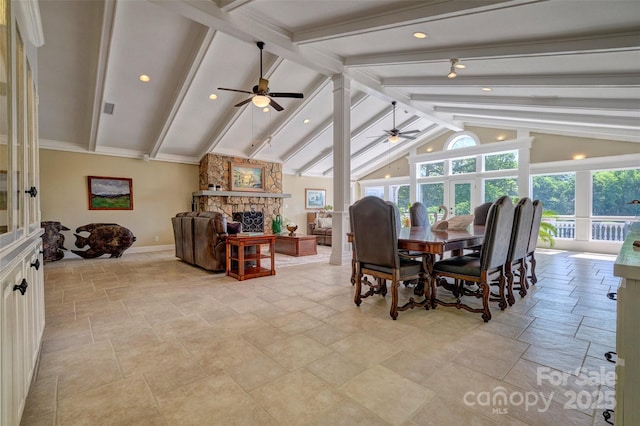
[448,58,464,78]
[218,41,303,112]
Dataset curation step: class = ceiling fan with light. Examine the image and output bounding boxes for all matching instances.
[373,101,420,143]
[218,41,304,111]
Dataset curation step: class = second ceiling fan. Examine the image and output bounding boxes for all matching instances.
[218,42,304,111]
[376,101,420,142]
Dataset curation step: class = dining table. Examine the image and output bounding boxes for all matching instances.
[347,225,485,308]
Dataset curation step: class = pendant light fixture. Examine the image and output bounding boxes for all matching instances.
[447,58,465,78]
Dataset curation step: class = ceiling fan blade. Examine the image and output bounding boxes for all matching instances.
[270,92,304,98]
[218,87,252,94]
[400,135,417,140]
[269,98,284,111]
[258,78,269,93]
[234,98,253,107]
[399,130,420,135]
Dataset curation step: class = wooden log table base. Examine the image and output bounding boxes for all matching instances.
[275,235,317,257]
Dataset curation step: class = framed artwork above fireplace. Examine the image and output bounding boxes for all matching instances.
[230,163,265,192]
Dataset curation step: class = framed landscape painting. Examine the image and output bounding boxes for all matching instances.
[305,188,326,209]
[88,176,133,210]
[230,163,265,192]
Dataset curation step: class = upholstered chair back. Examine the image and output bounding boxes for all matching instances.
[474,202,493,226]
[410,202,429,227]
[480,196,515,270]
[350,196,401,269]
[507,198,534,262]
[527,200,544,253]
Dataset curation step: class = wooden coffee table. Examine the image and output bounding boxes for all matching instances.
[275,234,317,257]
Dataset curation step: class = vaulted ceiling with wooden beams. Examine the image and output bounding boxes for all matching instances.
[37,0,640,179]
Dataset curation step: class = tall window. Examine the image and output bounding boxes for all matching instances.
[592,168,640,216]
[390,184,410,210]
[591,168,640,242]
[532,173,575,215]
[532,173,576,239]
[419,182,444,223]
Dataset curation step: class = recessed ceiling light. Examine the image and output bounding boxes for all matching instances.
[573,154,586,160]
[303,118,310,124]
[138,74,151,83]
[496,135,505,141]
[263,107,270,112]
[384,173,391,179]
[209,93,218,100]
[426,147,433,152]
[482,87,492,92]
[413,32,427,39]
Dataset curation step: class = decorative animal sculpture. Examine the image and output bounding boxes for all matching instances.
[431,205,449,231]
[41,221,70,262]
[72,223,136,259]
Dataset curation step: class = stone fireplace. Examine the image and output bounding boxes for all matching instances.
[197,154,284,234]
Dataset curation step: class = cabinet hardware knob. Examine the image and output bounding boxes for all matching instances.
[25,186,38,197]
[31,259,40,270]
[13,279,28,295]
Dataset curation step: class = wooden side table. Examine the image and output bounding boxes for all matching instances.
[275,235,317,256]
[225,235,276,281]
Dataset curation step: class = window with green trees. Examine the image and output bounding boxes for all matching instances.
[419,161,444,177]
[532,173,575,215]
[484,178,518,202]
[485,151,518,171]
[592,168,640,216]
[419,182,444,222]
[451,157,476,174]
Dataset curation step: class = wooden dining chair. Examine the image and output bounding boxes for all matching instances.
[430,195,514,322]
[504,198,534,305]
[526,200,544,284]
[350,196,427,320]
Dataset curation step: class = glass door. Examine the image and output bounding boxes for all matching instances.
[449,180,475,216]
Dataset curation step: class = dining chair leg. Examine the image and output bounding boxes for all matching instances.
[505,262,516,306]
[518,260,528,298]
[529,253,538,284]
[390,280,399,320]
[497,269,508,310]
[479,280,492,322]
[354,267,363,306]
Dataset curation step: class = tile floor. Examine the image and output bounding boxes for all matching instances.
[21,248,618,425]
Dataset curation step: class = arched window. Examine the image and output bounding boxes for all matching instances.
[446,131,479,150]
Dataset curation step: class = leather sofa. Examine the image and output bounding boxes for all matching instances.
[172,211,234,272]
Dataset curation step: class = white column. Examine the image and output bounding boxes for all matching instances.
[409,148,417,204]
[330,74,352,265]
[518,146,530,199]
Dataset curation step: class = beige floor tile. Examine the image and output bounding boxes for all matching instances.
[329,332,400,367]
[521,345,584,373]
[114,338,206,395]
[37,340,122,399]
[312,399,391,426]
[225,352,287,391]
[517,327,589,357]
[304,323,353,346]
[20,376,57,424]
[410,396,497,425]
[263,334,333,370]
[306,351,367,386]
[56,375,164,425]
[340,365,435,425]
[251,369,345,425]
